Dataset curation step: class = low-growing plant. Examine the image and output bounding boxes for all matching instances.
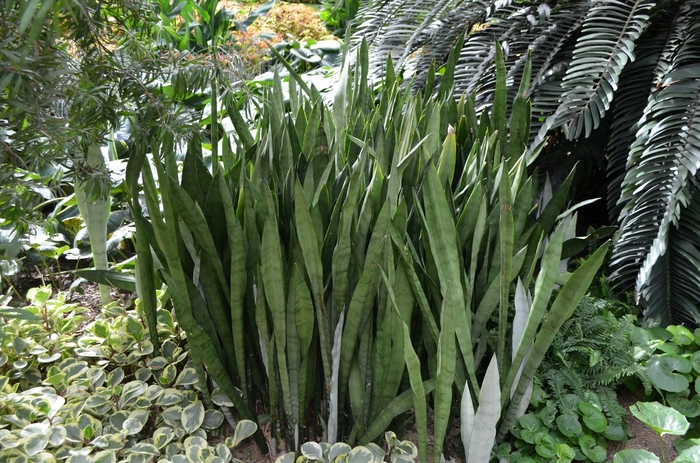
[627,324,700,445]
[274,431,418,463]
[0,288,258,463]
[506,388,626,462]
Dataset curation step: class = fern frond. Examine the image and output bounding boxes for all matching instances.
[596,386,626,423]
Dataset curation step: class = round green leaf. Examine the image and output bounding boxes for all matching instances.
[667,392,700,418]
[556,413,583,438]
[630,401,689,436]
[578,402,608,433]
[646,354,692,393]
[518,414,545,444]
[534,433,557,458]
[153,427,174,449]
[556,443,576,460]
[613,449,660,463]
[676,445,700,463]
[603,422,627,441]
[578,435,606,462]
[667,326,695,345]
[181,401,205,434]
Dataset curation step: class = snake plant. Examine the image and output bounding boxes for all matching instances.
[126,38,607,461]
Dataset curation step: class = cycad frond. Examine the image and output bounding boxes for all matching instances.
[350,0,472,81]
[611,3,700,324]
[640,188,700,326]
[606,26,672,222]
[536,0,657,142]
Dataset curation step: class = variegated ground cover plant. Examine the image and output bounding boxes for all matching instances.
[0,287,258,463]
[124,36,609,461]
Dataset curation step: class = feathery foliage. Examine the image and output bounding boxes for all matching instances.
[349,0,700,326]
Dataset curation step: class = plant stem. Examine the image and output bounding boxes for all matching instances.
[659,434,666,463]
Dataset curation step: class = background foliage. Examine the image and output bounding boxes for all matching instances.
[346,0,700,327]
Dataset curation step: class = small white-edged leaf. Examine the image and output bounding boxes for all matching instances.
[210,388,234,407]
[328,442,351,461]
[301,442,324,460]
[184,435,207,449]
[66,454,94,463]
[23,432,49,456]
[93,450,117,463]
[348,446,374,463]
[365,442,385,462]
[274,453,295,463]
[201,409,225,429]
[174,367,198,386]
[215,442,232,463]
[158,388,184,406]
[153,427,174,449]
[232,420,257,447]
[129,443,160,456]
[123,409,149,435]
[21,422,49,436]
[181,401,205,434]
[48,425,67,447]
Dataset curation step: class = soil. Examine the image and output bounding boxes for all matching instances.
[607,393,679,462]
[4,264,681,462]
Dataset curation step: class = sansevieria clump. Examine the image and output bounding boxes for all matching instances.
[127,38,608,462]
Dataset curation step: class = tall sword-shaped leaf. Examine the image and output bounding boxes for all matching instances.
[218,174,248,401]
[126,147,159,354]
[75,143,111,305]
[421,164,463,463]
[294,181,332,397]
[466,356,500,463]
[498,241,610,441]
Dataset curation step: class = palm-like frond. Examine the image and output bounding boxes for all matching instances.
[605,26,672,222]
[535,0,657,143]
[349,0,471,81]
[611,2,700,324]
[638,185,700,326]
